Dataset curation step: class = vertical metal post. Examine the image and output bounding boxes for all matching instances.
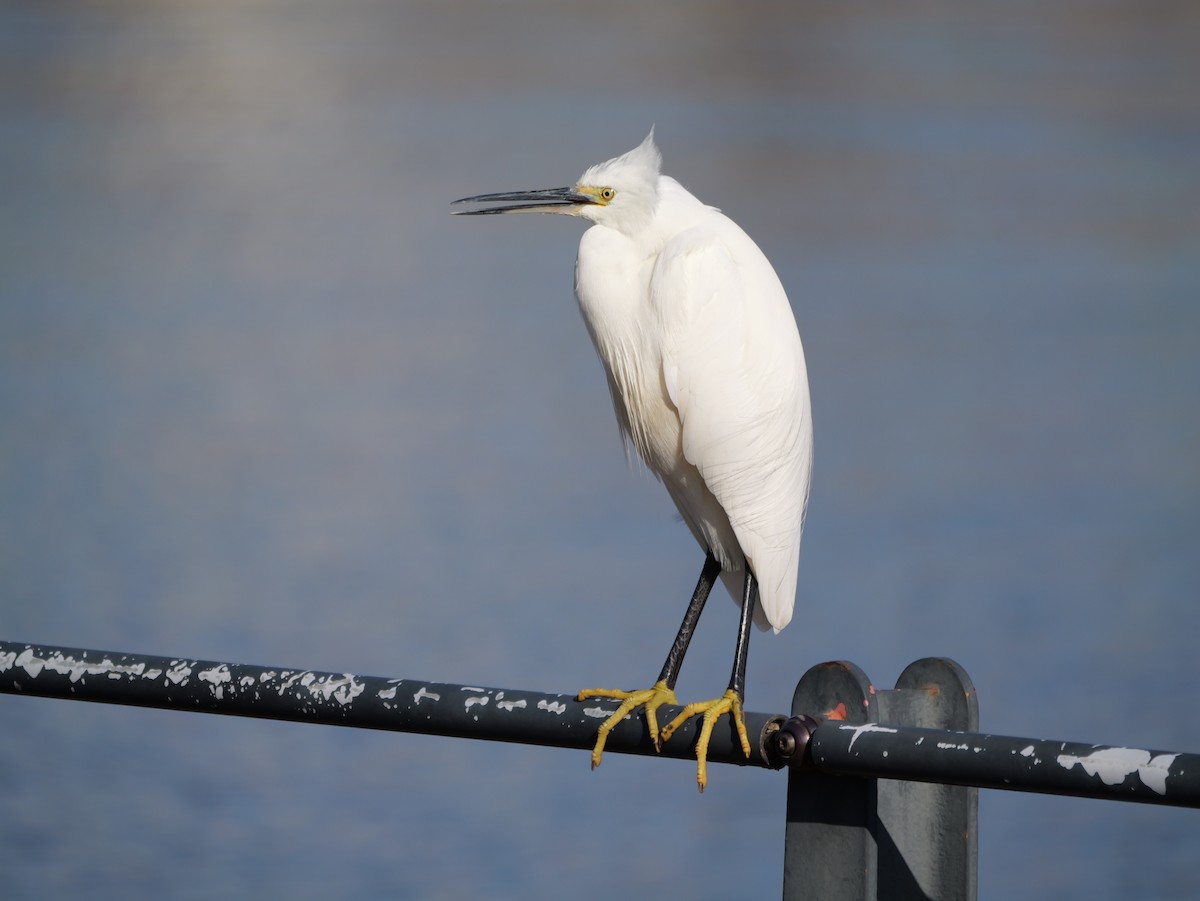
[875,658,978,901]
[783,658,979,901]
[784,661,878,899]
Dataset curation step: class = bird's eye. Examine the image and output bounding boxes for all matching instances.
[600,188,615,201]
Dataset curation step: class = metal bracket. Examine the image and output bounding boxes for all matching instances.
[782,658,979,901]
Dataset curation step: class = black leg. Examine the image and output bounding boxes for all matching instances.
[728,567,757,699]
[658,563,758,788]
[656,551,721,690]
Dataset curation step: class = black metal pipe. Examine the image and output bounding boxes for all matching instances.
[0,640,783,769]
[5,640,1199,809]
[771,716,1200,809]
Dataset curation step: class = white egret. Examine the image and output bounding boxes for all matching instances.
[452,130,813,791]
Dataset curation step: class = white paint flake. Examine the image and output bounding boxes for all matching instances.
[583,706,619,719]
[1018,744,1042,764]
[199,665,232,699]
[1056,747,1179,795]
[465,695,489,710]
[937,741,970,751]
[412,686,440,704]
[199,665,232,685]
[13,649,46,678]
[497,698,527,712]
[278,671,305,692]
[304,674,366,706]
[538,700,567,715]
[13,648,156,684]
[839,723,898,751]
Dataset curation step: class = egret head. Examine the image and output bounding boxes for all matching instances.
[452,130,662,232]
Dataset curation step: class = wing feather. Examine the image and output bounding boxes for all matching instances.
[652,218,812,632]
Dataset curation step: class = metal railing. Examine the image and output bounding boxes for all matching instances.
[3,640,1198,901]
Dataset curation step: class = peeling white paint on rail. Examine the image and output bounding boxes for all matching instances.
[583,705,620,720]
[412,686,439,704]
[497,698,527,712]
[303,673,366,706]
[1018,745,1042,764]
[1056,747,1179,795]
[277,671,305,693]
[538,700,566,715]
[11,648,162,685]
[199,665,232,699]
[838,723,899,751]
[464,695,489,710]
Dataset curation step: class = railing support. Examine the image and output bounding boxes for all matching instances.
[783,658,979,901]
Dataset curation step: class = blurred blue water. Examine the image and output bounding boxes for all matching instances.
[2,2,1198,898]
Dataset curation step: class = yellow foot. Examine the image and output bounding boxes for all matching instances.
[576,680,679,770]
[659,688,751,793]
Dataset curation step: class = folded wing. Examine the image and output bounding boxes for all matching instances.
[653,217,812,632]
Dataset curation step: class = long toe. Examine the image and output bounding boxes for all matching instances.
[577,681,679,768]
[659,689,750,792]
